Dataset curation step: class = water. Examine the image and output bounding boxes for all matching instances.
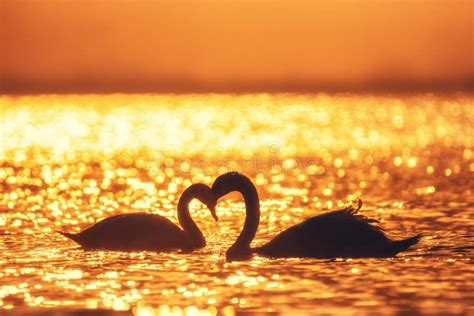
[1,93,473,315]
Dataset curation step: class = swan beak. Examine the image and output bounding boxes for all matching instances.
[210,204,218,222]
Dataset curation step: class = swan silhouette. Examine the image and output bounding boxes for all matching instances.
[212,172,422,261]
[58,183,217,252]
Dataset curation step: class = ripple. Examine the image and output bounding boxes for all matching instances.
[0,93,473,314]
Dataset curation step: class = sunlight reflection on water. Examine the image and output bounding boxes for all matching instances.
[0,93,473,315]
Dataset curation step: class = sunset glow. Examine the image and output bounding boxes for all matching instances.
[1,1,472,92]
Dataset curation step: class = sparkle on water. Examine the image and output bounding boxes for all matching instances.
[0,93,473,315]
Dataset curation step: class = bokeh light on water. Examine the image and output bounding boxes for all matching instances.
[0,93,473,314]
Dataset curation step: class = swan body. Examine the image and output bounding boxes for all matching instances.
[255,201,422,259]
[60,213,193,251]
[212,172,421,261]
[59,183,217,252]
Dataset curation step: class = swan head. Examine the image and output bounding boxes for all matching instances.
[187,183,218,221]
[211,172,253,199]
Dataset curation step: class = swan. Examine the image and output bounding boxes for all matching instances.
[58,183,217,252]
[211,172,422,261]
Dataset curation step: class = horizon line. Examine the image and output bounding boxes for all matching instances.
[1,78,473,95]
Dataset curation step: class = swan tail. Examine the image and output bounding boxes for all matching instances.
[391,234,423,255]
[57,231,82,244]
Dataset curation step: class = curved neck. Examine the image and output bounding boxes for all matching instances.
[230,181,260,252]
[177,191,205,248]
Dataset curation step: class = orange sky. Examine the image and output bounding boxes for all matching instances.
[1,0,473,93]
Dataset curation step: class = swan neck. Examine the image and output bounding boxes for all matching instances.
[177,193,205,248]
[232,183,260,252]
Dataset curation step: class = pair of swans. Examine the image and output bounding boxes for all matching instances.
[60,172,421,260]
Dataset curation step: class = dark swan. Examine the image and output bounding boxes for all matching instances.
[212,172,422,261]
[58,183,217,252]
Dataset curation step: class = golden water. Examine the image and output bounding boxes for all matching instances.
[1,94,473,315]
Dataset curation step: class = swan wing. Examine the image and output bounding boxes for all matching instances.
[311,207,387,241]
[78,213,128,235]
[303,208,388,243]
[78,212,187,250]
[258,206,389,258]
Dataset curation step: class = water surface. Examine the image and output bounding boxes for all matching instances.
[1,94,473,315]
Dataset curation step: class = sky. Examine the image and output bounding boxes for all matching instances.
[1,0,473,93]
